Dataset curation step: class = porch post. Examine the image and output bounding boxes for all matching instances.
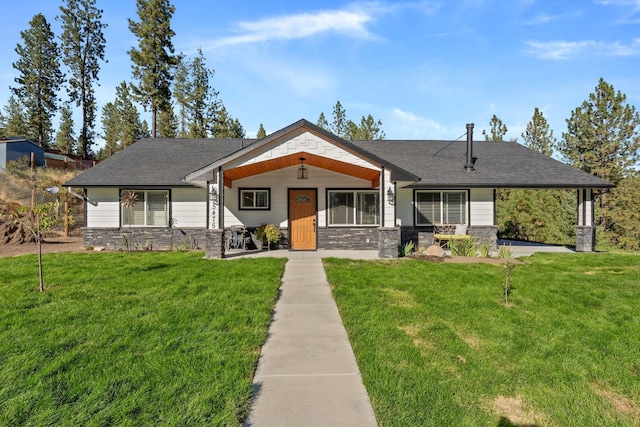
[576,188,596,252]
[204,170,226,259]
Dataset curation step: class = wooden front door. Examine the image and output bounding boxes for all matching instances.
[289,189,317,250]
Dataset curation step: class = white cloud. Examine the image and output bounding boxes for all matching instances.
[390,108,449,138]
[526,38,640,59]
[201,1,438,50]
[207,9,375,49]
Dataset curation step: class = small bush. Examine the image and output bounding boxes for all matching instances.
[497,244,513,259]
[398,241,415,257]
[450,238,475,257]
[477,240,491,258]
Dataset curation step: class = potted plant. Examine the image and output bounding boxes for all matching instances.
[264,224,282,251]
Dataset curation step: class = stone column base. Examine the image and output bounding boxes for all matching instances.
[576,226,595,252]
[468,225,499,251]
[378,227,400,258]
[204,229,225,259]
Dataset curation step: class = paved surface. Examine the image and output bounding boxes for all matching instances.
[243,255,378,427]
[238,244,572,426]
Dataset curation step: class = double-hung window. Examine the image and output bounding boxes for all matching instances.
[415,190,467,225]
[121,190,169,227]
[239,189,270,210]
[328,190,379,226]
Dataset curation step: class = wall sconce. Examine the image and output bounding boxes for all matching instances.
[297,157,308,179]
[387,186,395,205]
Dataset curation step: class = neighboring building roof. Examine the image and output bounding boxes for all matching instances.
[65,120,614,189]
[352,139,614,189]
[66,138,252,187]
[45,152,76,163]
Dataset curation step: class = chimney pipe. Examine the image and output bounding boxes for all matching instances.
[465,123,474,172]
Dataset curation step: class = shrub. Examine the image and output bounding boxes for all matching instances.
[450,238,475,257]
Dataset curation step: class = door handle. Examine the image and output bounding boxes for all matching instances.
[313,219,316,231]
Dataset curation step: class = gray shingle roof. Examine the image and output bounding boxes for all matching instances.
[66,138,255,187]
[65,123,613,190]
[351,139,614,188]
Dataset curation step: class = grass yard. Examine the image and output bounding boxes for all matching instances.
[325,253,640,427]
[0,252,286,426]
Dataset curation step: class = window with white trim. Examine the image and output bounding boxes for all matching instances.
[240,189,270,210]
[415,191,467,225]
[121,190,169,227]
[328,190,379,226]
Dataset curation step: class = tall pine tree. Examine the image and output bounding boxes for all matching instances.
[58,0,107,158]
[54,103,76,154]
[11,13,64,148]
[560,78,640,186]
[128,0,180,138]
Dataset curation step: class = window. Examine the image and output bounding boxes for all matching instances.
[328,190,379,226]
[240,189,270,210]
[416,191,467,226]
[121,190,169,227]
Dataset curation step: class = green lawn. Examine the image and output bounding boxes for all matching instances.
[325,253,640,427]
[0,252,286,426]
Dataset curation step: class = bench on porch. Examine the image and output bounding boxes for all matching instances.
[433,224,470,248]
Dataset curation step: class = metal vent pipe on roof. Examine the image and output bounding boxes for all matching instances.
[464,123,475,172]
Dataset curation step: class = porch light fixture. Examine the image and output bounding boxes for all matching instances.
[387,186,395,205]
[297,157,308,180]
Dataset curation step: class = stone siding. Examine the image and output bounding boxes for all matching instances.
[576,225,595,252]
[468,225,498,250]
[378,227,400,258]
[83,227,207,251]
[205,229,225,259]
[318,227,378,250]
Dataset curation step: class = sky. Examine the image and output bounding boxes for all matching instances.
[1,0,640,150]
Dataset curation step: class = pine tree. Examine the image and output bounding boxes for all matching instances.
[482,114,507,141]
[99,101,119,158]
[0,96,31,139]
[128,0,180,138]
[173,58,191,137]
[156,106,178,138]
[212,106,245,138]
[256,123,267,139]
[560,78,640,186]
[189,49,217,138]
[346,114,385,140]
[521,108,555,156]
[115,82,144,148]
[11,14,64,148]
[58,0,107,158]
[560,78,640,241]
[331,100,348,138]
[99,81,145,158]
[55,103,76,154]
[317,112,329,130]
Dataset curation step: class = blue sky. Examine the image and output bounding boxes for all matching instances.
[1,0,640,148]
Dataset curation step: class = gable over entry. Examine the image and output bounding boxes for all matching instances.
[223,151,381,188]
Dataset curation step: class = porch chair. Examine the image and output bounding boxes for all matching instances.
[433,224,470,248]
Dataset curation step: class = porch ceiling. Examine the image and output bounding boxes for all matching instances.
[223,151,380,188]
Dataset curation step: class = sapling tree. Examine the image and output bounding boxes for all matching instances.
[15,184,61,291]
[120,190,138,250]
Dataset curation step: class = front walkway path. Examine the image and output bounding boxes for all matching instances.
[243,254,378,427]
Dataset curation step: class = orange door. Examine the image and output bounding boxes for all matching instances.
[289,189,317,250]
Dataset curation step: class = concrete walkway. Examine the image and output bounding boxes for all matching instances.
[243,255,378,427]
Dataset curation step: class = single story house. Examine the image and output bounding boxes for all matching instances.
[65,119,613,258]
[0,137,45,169]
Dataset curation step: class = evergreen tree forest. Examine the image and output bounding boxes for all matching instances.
[1,2,639,250]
